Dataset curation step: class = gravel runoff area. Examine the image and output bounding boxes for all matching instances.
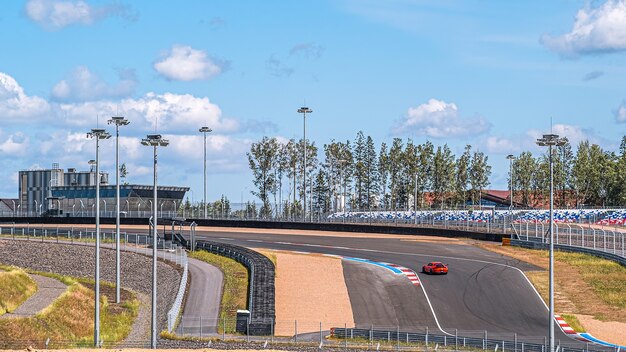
[0,239,181,338]
[258,250,355,336]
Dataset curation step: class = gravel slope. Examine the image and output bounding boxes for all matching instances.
[0,239,181,334]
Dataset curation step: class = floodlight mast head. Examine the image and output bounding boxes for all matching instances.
[87,128,112,140]
[108,116,130,126]
[506,154,515,160]
[141,134,169,147]
[199,126,212,133]
[297,107,313,114]
[536,134,567,147]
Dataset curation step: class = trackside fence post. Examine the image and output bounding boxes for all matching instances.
[320,322,322,347]
[484,330,487,350]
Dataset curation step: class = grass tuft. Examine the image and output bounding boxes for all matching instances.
[0,265,38,315]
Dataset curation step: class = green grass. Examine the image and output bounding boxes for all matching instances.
[0,270,139,348]
[189,250,249,333]
[553,252,626,309]
[560,314,585,332]
[0,265,38,315]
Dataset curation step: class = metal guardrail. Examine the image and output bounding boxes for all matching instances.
[187,240,275,336]
[512,223,626,261]
[167,249,188,333]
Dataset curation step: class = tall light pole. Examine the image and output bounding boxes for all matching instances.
[108,116,129,304]
[141,134,169,349]
[87,128,111,347]
[297,106,312,221]
[506,154,515,209]
[536,133,567,352]
[199,127,212,219]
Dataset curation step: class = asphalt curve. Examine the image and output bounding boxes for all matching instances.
[343,260,437,331]
[177,257,224,335]
[192,229,572,343]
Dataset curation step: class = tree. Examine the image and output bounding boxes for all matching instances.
[454,145,471,206]
[364,135,379,210]
[353,131,367,210]
[312,169,330,216]
[120,163,128,185]
[415,141,434,208]
[247,136,279,218]
[512,152,536,207]
[572,141,604,206]
[431,144,455,208]
[616,136,626,204]
[556,139,574,207]
[388,138,404,210]
[378,142,389,209]
[469,150,491,205]
[282,139,300,218]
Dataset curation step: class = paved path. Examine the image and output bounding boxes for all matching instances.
[2,274,66,318]
[176,257,224,336]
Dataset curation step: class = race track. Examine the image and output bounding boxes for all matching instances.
[193,228,571,342]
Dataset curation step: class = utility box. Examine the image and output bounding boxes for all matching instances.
[236,310,250,334]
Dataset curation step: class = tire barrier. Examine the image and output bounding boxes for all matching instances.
[175,235,275,336]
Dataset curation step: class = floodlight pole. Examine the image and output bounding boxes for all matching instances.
[297,106,312,221]
[199,127,212,219]
[536,134,567,352]
[141,134,169,349]
[108,116,129,304]
[87,128,111,347]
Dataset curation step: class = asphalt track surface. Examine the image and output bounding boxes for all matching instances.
[191,229,572,343]
[178,257,223,334]
[20,225,571,343]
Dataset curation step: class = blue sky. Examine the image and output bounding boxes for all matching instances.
[1,0,626,203]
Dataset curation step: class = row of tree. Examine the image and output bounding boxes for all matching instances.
[247,133,626,218]
[247,132,492,218]
[512,137,626,208]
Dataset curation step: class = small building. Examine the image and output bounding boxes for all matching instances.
[17,163,188,217]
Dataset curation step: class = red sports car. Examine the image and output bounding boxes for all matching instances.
[422,262,449,275]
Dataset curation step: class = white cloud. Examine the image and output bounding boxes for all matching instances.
[393,98,491,138]
[154,45,224,81]
[0,132,29,155]
[484,136,516,154]
[541,0,626,57]
[52,66,137,102]
[0,72,50,120]
[58,92,239,133]
[25,0,132,30]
